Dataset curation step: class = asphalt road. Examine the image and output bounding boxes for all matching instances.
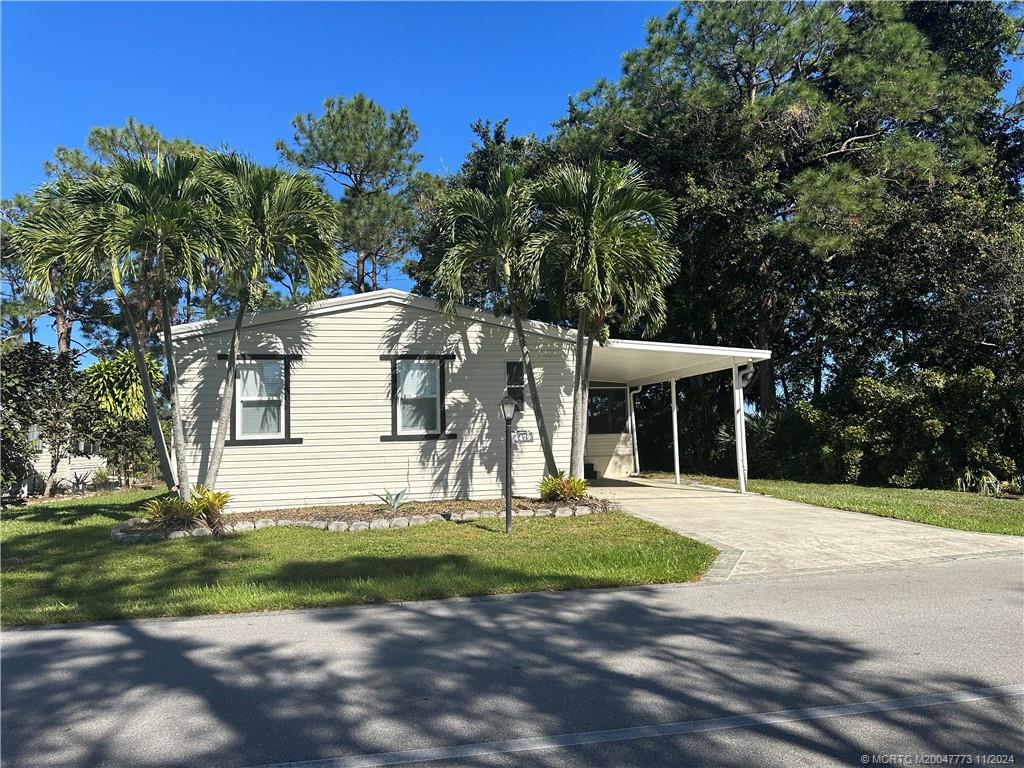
[3,555,1022,768]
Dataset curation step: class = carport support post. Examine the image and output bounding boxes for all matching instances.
[627,386,640,475]
[670,379,681,485]
[732,364,747,494]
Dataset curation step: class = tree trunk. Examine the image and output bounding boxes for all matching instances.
[354,252,367,293]
[204,277,251,489]
[158,278,192,503]
[111,259,175,490]
[568,308,588,478]
[43,450,60,497]
[510,309,558,476]
[580,333,595,466]
[49,264,71,353]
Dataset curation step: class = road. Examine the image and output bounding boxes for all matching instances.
[3,555,1022,768]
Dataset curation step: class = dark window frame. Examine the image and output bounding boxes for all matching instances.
[506,361,525,412]
[587,386,629,435]
[380,353,457,442]
[219,353,303,446]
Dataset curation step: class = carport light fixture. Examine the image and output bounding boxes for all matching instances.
[500,396,517,534]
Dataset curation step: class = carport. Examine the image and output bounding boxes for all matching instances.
[588,340,772,492]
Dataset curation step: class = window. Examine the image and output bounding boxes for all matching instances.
[237,360,285,438]
[397,360,441,434]
[587,389,628,434]
[380,353,456,441]
[222,353,302,446]
[506,361,525,412]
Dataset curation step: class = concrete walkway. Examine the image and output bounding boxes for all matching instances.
[589,478,1023,580]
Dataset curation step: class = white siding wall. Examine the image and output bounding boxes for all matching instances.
[584,433,634,479]
[29,451,107,492]
[174,300,577,513]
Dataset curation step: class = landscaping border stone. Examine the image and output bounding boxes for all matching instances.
[111,503,603,544]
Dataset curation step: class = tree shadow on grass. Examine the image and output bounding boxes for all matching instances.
[2,556,1021,767]
[2,491,157,527]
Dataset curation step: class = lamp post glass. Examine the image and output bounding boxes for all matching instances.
[500,396,516,533]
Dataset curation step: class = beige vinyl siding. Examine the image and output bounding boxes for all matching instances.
[174,300,576,513]
[28,450,107,492]
[584,433,634,479]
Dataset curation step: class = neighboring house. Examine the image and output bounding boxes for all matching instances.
[171,289,769,513]
[25,427,107,495]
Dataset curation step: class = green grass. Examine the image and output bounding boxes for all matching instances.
[645,473,1023,536]
[0,490,717,626]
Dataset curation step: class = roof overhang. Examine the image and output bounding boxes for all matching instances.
[589,339,771,387]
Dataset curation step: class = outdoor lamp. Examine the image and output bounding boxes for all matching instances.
[499,396,517,533]
[499,396,517,423]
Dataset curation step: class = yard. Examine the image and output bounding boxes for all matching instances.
[646,474,1023,537]
[0,490,717,627]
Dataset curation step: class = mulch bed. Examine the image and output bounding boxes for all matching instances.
[227,496,613,524]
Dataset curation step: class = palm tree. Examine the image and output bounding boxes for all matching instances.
[202,153,338,489]
[18,175,179,490]
[538,160,678,478]
[432,163,560,476]
[69,154,229,501]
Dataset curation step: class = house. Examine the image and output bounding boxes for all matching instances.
[24,427,107,495]
[171,289,770,513]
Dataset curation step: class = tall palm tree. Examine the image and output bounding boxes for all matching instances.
[18,176,178,489]
[432,164,560,476]
[202,153,338,489]
[69,154,229,501]
[538,160,678,478]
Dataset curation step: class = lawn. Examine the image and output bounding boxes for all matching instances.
[0,490,717,626]
[644,473,1023,536]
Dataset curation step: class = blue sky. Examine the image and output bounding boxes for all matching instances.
[2,1,1021,354]
[1,1,669,353]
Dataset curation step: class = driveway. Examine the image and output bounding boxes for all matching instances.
[3,557,1021,767]
[589,478,1023,580]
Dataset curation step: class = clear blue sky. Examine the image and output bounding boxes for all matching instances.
[1,2,669,199]
[2,1,1021,354]
[1,1,670,351]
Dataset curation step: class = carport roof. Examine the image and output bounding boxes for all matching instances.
[589,339,771,387]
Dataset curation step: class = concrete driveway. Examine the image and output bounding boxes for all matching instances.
[589,479,1023,580]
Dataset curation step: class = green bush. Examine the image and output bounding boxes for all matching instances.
[723,366,1021,490]
[539,472,588,502]
[190,485,231,538]
[141,496,204,530]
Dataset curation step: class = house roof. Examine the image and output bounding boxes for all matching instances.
[170,288,770,385]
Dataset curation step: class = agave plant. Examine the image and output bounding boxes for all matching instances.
[375,488,409,513]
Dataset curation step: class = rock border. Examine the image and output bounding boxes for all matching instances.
[111,504,594,544]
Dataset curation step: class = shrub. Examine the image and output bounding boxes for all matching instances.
[141,496,204,531]
[539,472,588,502]
[190,486,231,538]
[92,468,111,487]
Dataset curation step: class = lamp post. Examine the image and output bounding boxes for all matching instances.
[499,396,517,534]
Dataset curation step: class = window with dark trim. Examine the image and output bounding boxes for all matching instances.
[380,354,457,442]
[219,353,303,446]
[587,388,628,434]
[506,361,525,412]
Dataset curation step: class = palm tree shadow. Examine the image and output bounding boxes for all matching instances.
[3,557,1020,767]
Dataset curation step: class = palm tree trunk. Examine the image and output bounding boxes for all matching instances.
[204,277,251,489]
[158,277,192,503]
[579,333,595,470]
[50,264,71,354]
[510,309,558,476]
[111,259,175,490]
[569,308,588,478]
